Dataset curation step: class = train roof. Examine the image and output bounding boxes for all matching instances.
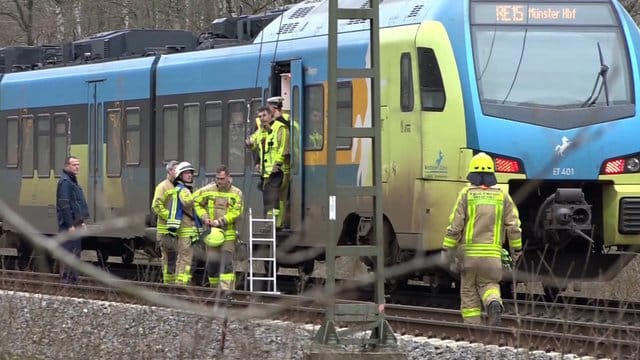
[1,56,156,108]
[255,0,435,42]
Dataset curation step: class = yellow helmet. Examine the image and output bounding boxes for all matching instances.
[203,227,225,247]
[468,152,495,174]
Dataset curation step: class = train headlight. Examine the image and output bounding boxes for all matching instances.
[626,157,640,172]
[601,153,640,174]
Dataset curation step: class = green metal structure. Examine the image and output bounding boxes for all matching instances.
[314,0,396,348]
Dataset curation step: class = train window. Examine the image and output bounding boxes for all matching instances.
[53,113,68,175]
[6,116,18,167]
[163,106,178,161]
[106,109,122,176]
[36,114,51,178]
[227,101,246,174]
[337,82,353,149]
[125,108,140,166]
[250,98,262,132]
[204,102,222,174]
[183,103,200,173]
[21,115,34,177]
[304,85,324,151]
[249,98,263,174]
[417,47,446,111]
[401,52,415,112]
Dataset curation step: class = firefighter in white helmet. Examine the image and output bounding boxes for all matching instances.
[166,161,201,285]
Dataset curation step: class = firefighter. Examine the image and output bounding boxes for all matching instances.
[166,161,201,285]
[151,160,180,284]
[253,96,290,133]
[193,165,243,290]
[268,96,297,228]
[246,106,290,229]
[267,96,290,127]
[442,152,522,325]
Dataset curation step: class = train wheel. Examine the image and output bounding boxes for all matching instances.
[295,260,315,293]
[234,271,245,290]
[121,240,135,264]
[357,215,400,271]
[121,249,134,264]
[300,260,315,275]
[543,286,561,302]
[16,241,33,271]
[96,249,110,266]
[500,281,515,299]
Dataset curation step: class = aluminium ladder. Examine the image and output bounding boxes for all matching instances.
[246,208,278,293]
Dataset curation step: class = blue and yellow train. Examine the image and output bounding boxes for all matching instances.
[1,0,639,292]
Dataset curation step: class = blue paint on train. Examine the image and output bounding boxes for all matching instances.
[154,33,369,97]
[1,57,155,108]
[446,0,639,180]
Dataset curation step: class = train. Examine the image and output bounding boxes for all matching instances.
[1,0,639,296]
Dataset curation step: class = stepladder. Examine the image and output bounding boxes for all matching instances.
[246,208,279,293]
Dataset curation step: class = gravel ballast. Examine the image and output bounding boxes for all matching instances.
[0,290,606,359]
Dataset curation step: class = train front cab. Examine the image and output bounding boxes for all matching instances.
[379,11,640,292]
[467,0,640,290]
[374,17,472,288]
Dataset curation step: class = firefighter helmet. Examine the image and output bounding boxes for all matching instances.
[175,161,195,178]
[468,152,495,174]
[203,227,225,247]
[267,96,284,107]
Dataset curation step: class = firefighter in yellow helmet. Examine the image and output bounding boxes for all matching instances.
[193,165,243,290]
[442,152,522,325]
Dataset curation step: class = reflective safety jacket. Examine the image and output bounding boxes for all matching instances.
[151,177,174,235]
[252,120,290,177]
[166,182,199,238]
[443,186,522,259]
[193,183,243,241]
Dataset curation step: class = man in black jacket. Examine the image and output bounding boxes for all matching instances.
[56,155,90,284]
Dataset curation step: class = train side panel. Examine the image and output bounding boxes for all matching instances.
[0,58,155,239]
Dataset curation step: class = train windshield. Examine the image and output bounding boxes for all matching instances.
[470,2,634,128]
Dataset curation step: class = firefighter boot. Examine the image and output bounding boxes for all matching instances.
[487,300,502,326]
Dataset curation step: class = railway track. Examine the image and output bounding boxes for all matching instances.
[0,269,638,358]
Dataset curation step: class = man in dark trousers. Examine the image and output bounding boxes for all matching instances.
[56,155,90,284]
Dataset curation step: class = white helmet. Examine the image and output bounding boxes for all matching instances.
[175,161,195,178]
[267,96,284,107]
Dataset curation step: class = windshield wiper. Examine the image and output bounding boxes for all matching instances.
[582,42,610,107]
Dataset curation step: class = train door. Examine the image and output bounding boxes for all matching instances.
[289,59,304,231]
[269,59,305,231]
[86,80,106,224]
